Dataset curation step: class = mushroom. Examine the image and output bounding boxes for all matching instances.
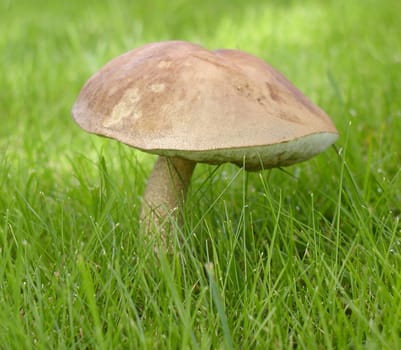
[72,41,338,233]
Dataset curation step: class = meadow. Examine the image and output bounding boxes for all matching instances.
[1,0,401,348]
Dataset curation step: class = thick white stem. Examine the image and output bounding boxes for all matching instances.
[140,156,196,235]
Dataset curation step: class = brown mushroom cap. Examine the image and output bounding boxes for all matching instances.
[72,41,338,170]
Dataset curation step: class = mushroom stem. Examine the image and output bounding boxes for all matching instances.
[140,156,196,233]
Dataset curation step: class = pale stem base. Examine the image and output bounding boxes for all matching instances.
[140,156,196,240]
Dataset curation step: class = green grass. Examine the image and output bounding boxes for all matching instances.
[1,0,401,348]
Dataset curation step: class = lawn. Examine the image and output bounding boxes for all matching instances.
[1,0,401,348]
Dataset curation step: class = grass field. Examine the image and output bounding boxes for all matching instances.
[1,0,401,348]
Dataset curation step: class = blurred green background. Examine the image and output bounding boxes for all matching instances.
[2,0,400,170]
